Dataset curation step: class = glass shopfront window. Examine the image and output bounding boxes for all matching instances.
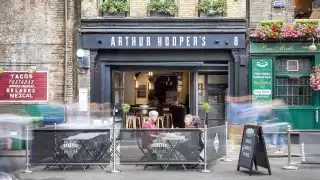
[275,57,312,105]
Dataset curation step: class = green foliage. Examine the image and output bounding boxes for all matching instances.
[121,103,131,113]
[198,0,227,16]
[148,0,178,16]
[295,19,320,26]
[201,102,211,113]
[101,0,129,14]
[260,20,284,27]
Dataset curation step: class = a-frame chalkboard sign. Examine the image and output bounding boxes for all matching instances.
[237,125,272,176]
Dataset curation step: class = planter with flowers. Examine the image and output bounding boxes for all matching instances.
[310,65,320,91]
[198,0,226,18]
[148,0,178,17]
[101,0,129,17]
[250,19,320,42]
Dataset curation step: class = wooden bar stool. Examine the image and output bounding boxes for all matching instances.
[163,113,173,128]
[126,116,141,128]
[157,116,164,128]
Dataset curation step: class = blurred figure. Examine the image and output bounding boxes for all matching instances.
[0,127,19,180]
[0,114,32,180]
[226,96,288,153]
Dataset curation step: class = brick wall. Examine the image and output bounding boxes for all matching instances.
[227,0,246,18]
[250,0,295,27]
[86,0,247,18]
[0,0,79,103]
[130,0,149,17]
[82,0,100,19]
[177,0,197,18]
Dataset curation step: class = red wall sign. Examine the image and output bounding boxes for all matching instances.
[0,71,48,102]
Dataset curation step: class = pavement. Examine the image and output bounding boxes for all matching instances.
[18,157,320,180]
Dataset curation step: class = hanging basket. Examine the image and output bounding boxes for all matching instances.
[310,65,320,91]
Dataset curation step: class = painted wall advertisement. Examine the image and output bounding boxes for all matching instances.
[252,59,273,101]
[0,71,48,102]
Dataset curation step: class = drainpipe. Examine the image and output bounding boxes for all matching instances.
[64,0,68,103]
[246,0,250,96]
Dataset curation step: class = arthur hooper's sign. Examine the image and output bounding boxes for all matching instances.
[0,71,48,102]
[83,34,245,49]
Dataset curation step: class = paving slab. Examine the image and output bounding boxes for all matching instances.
[20,158,320,180]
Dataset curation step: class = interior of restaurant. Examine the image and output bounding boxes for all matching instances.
[112,70,228,129]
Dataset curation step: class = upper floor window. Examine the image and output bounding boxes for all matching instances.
[295,0,318,19]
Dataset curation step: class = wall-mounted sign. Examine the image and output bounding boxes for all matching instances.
[83,34,246,49]
[250,43,310,54]
[273,1,286,8]
[251,59,273,101]
[0,71,48,102]
[137,85,147,98]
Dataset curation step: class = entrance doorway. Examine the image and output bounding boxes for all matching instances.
[110,69,228,127]
[197,72,228,127]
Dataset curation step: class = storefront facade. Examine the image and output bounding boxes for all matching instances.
[249,42,320,130]
[80,18,247,125]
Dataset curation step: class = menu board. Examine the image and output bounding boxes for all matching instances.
[251,59,273,101]
[137,85,147,98]
[237,125,271,176]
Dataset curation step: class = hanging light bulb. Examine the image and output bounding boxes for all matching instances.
[0,66,4,74]
[309,37,317,52]
[28,65,37,73]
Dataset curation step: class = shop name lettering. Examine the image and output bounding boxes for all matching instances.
[261,44,308,51]
[6,74,36,99]
[110,36,206,47]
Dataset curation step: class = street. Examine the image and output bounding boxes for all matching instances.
[21,158,320,180]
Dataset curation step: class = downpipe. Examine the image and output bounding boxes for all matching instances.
[64,0,68,103]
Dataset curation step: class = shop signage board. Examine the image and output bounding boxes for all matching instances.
[83,34,246,49]
[251,59,273,101]
[250,43,312,54]
[0,71,48,102]
[237,125,271,176]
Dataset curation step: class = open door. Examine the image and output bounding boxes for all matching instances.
[198,73,228,127]
[189,71,199,116]
[112,71,125,107]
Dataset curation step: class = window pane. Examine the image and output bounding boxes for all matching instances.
[275,77,311,105]
[276,57,311,74]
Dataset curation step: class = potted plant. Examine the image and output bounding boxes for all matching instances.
[101,0,129,18]
[198,0,226,18]
[122,103,131,113]
[201,102,211,126]
[148,0,178,17]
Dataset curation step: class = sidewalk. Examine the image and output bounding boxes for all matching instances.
[228,144,301,159]
[21,157,319,180]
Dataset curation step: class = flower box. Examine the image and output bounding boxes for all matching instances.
[103,12,126,18]
[150,11,173,17]
[251,19,320,41]
[100,0,129,18]
[199,11,223,18]
[148,0,178,18]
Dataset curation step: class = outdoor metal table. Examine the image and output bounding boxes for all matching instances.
[151,134,188,171]
[59,132,111,171]
[32,129,112,171]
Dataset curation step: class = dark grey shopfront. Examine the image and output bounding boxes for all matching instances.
[80,18,247,126]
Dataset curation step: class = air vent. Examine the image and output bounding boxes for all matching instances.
[286,60,299,72]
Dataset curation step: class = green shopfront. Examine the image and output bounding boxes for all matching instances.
[249,42,320,130]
